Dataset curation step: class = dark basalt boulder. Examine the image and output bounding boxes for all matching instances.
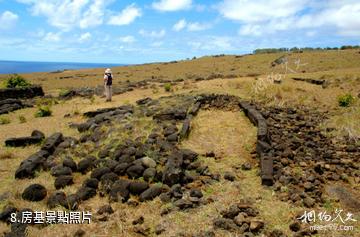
[66,194,80,210]
[129,181,149,195]
[41,133,64,154]
[15,150,49,179]
[54,175,74,189]
[162,151,184,186]
[109,179,131,202]
[91,167,111,180]
[50,165,72,177]
[126,164,145,179]
[83,178,99,189]
[139,184,163,202]
[22,184,47,202]
[179,119,191,140]
[47,191,67,208]
[0,206,17,224]
[5,130,45,147]
[76,187,96,201]
[77,158,95,174]
[63,158,77,172]
[143,168,156,181]
[114,163,130,175]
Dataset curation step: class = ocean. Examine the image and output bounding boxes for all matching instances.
[0,60,124,74]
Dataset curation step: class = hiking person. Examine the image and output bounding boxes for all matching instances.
[104,68,113,102]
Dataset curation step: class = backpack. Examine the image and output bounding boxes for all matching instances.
[106,74,112,86]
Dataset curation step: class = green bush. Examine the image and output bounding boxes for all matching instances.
[0,116,11,125]
[59,89,71,97]
[35,106,52,117]
[4,74,31,88]
[164,83,172,92]
[18,115,27,123]
[338,94,355,107]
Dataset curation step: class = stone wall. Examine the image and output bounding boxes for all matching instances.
[0,86,44,100]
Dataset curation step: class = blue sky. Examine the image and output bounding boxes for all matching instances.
[0,0,359,64]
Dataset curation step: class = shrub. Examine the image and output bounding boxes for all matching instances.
[18,115,26,123]
[59,89,71,97]
[338,94,355,107]
[4,74,31,88]
[35,106,52,117]
[164,83,172,92]
[0,116,11,125]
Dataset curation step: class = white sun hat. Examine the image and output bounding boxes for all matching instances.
[105,68,112,74]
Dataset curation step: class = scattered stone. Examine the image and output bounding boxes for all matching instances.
[73,228,86,237]
[174,199,193,210]
[303,197,315,208]
[241,163,252,171]
[132,216,144,225]
[76,187,96,201]
[83,178,99,189]
[54,175,74,189]
[213,217,239,232]
[139,184,163,202]
[47,191,67,208]
[41,132,64,154]
[91,167,111,180]
[155,223,166,235]
[66,194,80,210]
[0,206,17,223]
[22,184,47,201]
[126,164,145,179]
[97,205,114,215]
[109,179,131,202]
[190,189,203,198]
[50,165,72,177]
[15,150,49,179]
[224,171,236,181]
[289,221,301,232]
[143,168,156,181]
[129,181,149,195]
[205,151,215,158]
[77,158,94,174]
[136,157,156,168]
[63,158,77,172]
[249,219,264,232]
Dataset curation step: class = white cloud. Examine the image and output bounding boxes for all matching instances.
[0,11,19,29]
[218,0,308,23]
[219,0,360,37]
[79,32,91,42]
[187,22,211,31]
[43,32,61,42]
[239,24,262,36]
[119,35,136,43]
[173,19,211,32]
[153,0,192,11]
[80,0,107,29]
[139,29,166,38]
[17,0,113,30]
[173,19,187,31]
[151,41,164,47]
[108,4,142,26]
[188,36,233,51]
